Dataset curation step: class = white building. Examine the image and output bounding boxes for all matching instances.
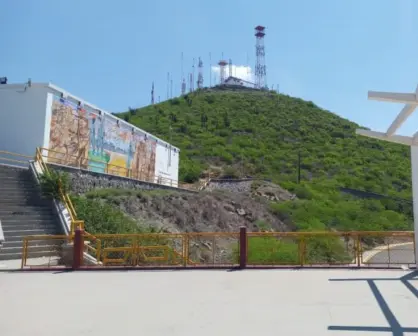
[223,76,256,89]
[0,81,179,186]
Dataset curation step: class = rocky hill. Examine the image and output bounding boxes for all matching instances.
[70,182,297,263]
[115,88,412,232]
[73,180,295,235]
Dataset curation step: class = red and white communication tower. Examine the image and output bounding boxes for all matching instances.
[218,60,228,84]
[254,25,267,89]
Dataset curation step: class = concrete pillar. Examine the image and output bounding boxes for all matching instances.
[73,228,84,270]
[410,146,418,269]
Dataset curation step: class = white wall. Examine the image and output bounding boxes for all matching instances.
[0,84,49,158]
[0,81,181,185]
[155,143,179,186]
[225,77,244,86]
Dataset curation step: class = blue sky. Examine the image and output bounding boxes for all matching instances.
[2,0,418,135]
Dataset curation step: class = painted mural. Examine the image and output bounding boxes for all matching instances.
[48,95,157,180]
[48,97,89,167]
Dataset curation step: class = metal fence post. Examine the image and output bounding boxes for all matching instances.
[73,228,84,270]
[239,226,247,269]
[356,234,361,267]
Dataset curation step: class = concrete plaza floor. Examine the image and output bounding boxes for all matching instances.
[0,269,417,336]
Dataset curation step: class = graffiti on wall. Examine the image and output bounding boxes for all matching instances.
[48,95,157,179]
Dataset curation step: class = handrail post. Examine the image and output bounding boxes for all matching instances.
[73,228,84,270]
[239,226,247,269]
[299,236,306,266]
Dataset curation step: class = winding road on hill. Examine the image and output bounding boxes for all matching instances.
[362,242,415,267]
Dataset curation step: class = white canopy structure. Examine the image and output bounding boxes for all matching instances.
[356,86,418,268]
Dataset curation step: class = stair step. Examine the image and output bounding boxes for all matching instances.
[1,211,54,217]
[3,229,58,237]
[0,176,33,181]
[0,183,36,188]
[0,250,60,261]
[3,239,64,248]
[0,205,53,211]
[0,244,61,253]
[0,192,41,197]
[2,237,65,245]
[1,183,41,192]
[0,174,31,178]
[0,200,50,206]
[1,223,57,230]
[0,211,54,218]
[0,178,33,182]
[1,217,58,223]
[2,235,23,243]
[1,218,55,223]
[0,194,46,200]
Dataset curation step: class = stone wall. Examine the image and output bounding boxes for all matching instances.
[206,178,296,202]
[205,179,253,193]
[49,164,196,195]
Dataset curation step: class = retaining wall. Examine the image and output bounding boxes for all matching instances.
[49,164,197,194]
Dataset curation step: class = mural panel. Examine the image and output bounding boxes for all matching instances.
[87,108,106,173]
[48,96,89,167]
[131,132,156,181]
[48,95,157,180]
[102,114,131,176]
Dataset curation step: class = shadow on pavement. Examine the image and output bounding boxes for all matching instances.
[328,271,418,335]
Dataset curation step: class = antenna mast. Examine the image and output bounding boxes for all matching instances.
[229,59,233,78]
[218,60,228,84]
[181,52,186,95]
[170,76,173,98]
[197,57,204,89]
[192,58,195,91]
[166,72,170,99]
[255,25,267,89]
[209,52,212,87]
[246,52,250,78]
[151,82,155,105]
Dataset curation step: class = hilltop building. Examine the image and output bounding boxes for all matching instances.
[223,76,256,88]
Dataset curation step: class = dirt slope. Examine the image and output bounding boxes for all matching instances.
[88,180,295,234]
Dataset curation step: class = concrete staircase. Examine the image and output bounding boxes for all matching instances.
[0,164,62,261]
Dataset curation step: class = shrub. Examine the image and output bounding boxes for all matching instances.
[180,162,201,183]
[39,169,70,199]
[222,167,239,179]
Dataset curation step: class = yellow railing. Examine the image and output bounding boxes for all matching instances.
[39,147,194,190]
[245,230,415,267]
[35,147,85,234]
[20,230,416,269]
[0,150,33,166]
[21,235,71,268]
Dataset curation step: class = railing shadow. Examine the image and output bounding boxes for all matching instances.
[328,271,418,335]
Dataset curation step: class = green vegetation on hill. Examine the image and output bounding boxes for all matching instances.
[119,88,413,232]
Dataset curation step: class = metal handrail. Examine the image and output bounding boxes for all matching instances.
[39,146,192,189]
[0,150,33,166]
[34,147,85,235]
[20,230,416,269]
[0,220,4,248]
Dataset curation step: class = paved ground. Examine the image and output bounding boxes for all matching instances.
[0,256,60,270]
[365,243,416,267]
[0,269,417,335]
